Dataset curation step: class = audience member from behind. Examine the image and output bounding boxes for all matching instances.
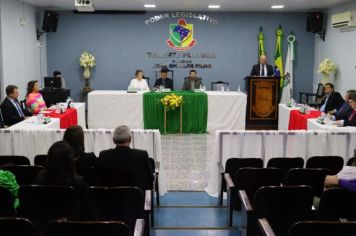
[334,92,356,127]
[25,80,47,115]
[319,83,344,114]
[63,125,97,169]
[182,69,203,91]
[53,70,66,88]
[0,85,31,126]
[35,141,88,192]
[97,125,154,184]
[129,69,150,91]
[154,68,173,90]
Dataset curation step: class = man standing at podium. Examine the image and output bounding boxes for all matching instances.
[250,55,274,77]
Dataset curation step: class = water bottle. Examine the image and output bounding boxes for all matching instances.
[237,85,241,93]
[37,112,44,124]
[66,96,72,108]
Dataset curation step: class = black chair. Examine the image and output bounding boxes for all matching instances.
[285,168,332,197]
[218,158,263,206]
[211,81,229,91]
[0,186,16,217]
[34,155,47,167]
[2,165,44,185]
[149,158,160,206]
[226,167,282,227]
[287,221,356,236]
[267,157,304,179]
[0,217,37,236]
[317,187,356,221]
[347,157,355,166]
[77,167,99,186]
[249,186,314,236]
[18,185,81,236]
[299,83,324,108]
[87,186,146,236]
[47,220,141,236]
[0,155,30,166]
[306,156,344,175]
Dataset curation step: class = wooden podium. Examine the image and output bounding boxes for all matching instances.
[244,76,280,129]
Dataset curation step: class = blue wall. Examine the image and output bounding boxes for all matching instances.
[47,11,315,101]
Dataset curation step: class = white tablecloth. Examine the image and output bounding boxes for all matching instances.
[308,118,356,132]
[88,90,247,132]
[0,128,167,196]
[205,130,356,197]
[278,104,299,130]
[7,116,60,130]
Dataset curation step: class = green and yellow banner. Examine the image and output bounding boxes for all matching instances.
[274,25,284,89]
[258,27,266,58]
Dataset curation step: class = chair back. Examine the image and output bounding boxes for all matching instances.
[347,157,355,166]
[47,220,131,236]
[0,186,16,217]
[254,186,314,236]
[317,187,356,221]
[87,186,144,233]
[34,155,47,167]
[18,185,81,236]
[76,167,99,186]
[267,157,304,179]
[285,168,332,197]
[211,81,229,91]
[315,83,325,101]
[0,156,30,166]
[306,156,344,175]
[3,165,44,185]
[225,158,263,187]
[288,221,356,236]
[0,217,36,236]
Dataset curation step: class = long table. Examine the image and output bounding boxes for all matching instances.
[308,118,356,131]
[88,90,247,132]
[205,130,356,197]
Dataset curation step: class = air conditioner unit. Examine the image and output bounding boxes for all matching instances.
[331,11,356,29]
[75,0,95,12]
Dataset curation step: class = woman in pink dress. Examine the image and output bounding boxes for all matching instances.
[25,80,47,115]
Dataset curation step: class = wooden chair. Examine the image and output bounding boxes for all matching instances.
[226,167,282,227]
[218,158,263,206]
[0,155,30,166]
[0,186,16,217]
[285,168,332,197]
[0,217,37,236]
[306,156,344,175]
[2,165,44,185]
[299,83,324,108]
[47,220,144,236]
[267,157,304,179]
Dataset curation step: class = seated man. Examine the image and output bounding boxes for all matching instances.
[325,163,356,193]
[333,92,356,127]
[329,90,356,120]
[97,125,154,184]
[250,55,274,77]
[320,83,344,114]
[0,85,31,126]
[154,69,173,90]
[182,69,203,91]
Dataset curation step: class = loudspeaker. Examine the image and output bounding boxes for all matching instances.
[306,12,323,33]
[42,11,59,32]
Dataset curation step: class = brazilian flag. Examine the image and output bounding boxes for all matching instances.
[258,27,266,58]
[275,25,284,90]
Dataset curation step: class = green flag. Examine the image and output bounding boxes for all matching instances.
[274,25,284,89]
[258,27,266,58]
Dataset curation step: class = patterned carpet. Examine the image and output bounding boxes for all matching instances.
[161,134,215,191]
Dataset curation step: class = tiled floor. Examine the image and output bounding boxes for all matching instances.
[161,134,215,191]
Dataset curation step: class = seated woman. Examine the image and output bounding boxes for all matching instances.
[63,125,97,169]
[25,80,47,115]
[129,69,150,91]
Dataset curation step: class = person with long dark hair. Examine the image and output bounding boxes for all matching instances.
[25,80,47,115]
[63,125,97,169]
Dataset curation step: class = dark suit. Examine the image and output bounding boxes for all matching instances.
[75,152,97,169]
[320,92,344,113]
[250,64,274,76]
[335,103,353,120]
[343,110,356,127]
[154,78,173,90]
[0,97,31,126]
[97,146,154,185]
[0,109,5,128]
[182,77,203,90]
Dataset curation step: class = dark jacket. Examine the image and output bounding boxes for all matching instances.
[343,110,356,127]
[97,146,154,185]
[0,97,31,126]
[154,78,173,90]
[320,92,344,113]
[182,77,203,90]
[0,109,5,128]
[75,152,97,169]
[250,64,274,76]
[335,103,353,120]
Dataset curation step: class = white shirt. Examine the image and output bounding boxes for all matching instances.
[129,79,150,91]
[260,64,267,76]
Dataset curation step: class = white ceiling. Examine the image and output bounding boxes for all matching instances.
[21,0,352,12]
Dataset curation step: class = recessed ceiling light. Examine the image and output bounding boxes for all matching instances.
[271,5,285,9]
[208,5,220,9]
[144,4,156,8]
